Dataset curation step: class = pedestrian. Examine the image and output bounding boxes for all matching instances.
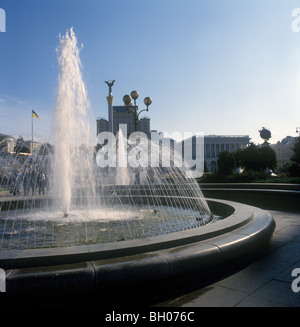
[23,169,30,195]
[13,171,22,196]
[31,169,37,196]
[147,167,155,184]
[38,171,46,195]
[134,167,140,185]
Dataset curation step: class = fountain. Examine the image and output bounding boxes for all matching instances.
[115,128,130,186]
[52,27,95,217]
[0,27,212,250]
[0,28,275,301]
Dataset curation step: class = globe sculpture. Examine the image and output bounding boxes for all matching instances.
[259,127,271,145]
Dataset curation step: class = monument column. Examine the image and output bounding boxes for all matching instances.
[107,95,114,133]
[105,80,115,133]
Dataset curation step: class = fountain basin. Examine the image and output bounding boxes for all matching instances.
[0,198,275,299]
[0,184,214,250]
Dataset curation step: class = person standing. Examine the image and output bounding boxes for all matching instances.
[31,169,37,196]
[38,171,46,195]
[23,169,30,195]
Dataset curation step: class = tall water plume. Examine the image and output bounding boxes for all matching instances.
[52,27,94,216]
[0,28,214,251]
[115,129,130,185]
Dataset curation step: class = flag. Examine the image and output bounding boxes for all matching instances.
[32,110,40,119]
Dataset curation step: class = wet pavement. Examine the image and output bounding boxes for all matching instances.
[154,210,300,307]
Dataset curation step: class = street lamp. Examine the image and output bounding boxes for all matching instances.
[123,90,152,132]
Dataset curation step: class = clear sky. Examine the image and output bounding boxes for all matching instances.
[1,0,300,145]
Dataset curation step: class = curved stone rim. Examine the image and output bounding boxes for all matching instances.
[1,198,250,269]
[1,198,276,298]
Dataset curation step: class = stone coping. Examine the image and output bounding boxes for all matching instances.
[0,198,276,298]
[200,184,300,211]
[199,182,300,191]
[0,199,249,269]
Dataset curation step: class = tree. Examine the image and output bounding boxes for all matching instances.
[235,143,261,171]
[288,137,300,176]
[259,146,277,171]
[234,143,277,172]
[217,151,236,177]
[291,137,300,164]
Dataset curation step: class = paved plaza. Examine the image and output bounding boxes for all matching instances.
[155,210,300,307]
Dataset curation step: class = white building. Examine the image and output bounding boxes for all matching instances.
[97,106,151,137]
[180,134,250,173]
[0,134,40,154]
[204,135,250,172]
[271,136,296,168]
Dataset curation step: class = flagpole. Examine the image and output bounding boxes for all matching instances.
[31,110,33,154]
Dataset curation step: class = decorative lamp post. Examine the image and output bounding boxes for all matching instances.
[123,90,152,132]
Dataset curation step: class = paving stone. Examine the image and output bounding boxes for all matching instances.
[156,210,300,307]
[236,295,287,307]
[181,285,248,307]
[250,280,300,307]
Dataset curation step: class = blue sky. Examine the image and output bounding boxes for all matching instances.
[1,0,300,144]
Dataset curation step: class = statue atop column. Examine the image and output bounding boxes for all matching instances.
[105,80,115,133]
[105,80,115,96]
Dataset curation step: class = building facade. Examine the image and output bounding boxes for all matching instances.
[204,135,250,172]
[138,117,150,138]
[0,133,40,154]
[181,134,250,173]
[96,106,151,137]
[271,136,296,168]
[112,105,135,135]
[96,118,109,136]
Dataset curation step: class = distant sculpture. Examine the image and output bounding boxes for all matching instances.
[105,80,115,96]
[259,127,271,142]
[259,127,271,146]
